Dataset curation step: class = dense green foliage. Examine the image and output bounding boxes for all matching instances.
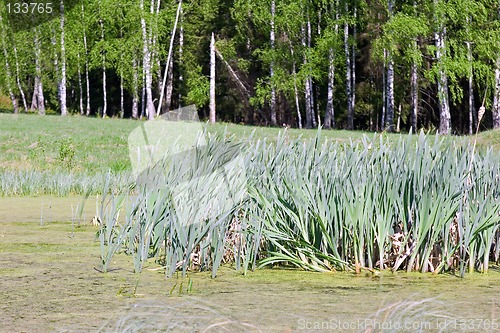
[1,0,500,132]
[100,131,500,277]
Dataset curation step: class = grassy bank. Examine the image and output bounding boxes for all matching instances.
[0,113,376,196]
[2,112,500,196]
[2,113,499,173]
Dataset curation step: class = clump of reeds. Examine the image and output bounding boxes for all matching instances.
[0,169,131,196]
[99,130,500,277]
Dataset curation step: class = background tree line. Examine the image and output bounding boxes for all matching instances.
[1,0,500,134]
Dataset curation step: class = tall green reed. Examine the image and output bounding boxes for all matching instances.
[98,130,500,277]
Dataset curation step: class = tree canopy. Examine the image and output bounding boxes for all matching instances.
[1,0,500,133]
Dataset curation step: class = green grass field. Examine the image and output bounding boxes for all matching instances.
[3,112,499,175]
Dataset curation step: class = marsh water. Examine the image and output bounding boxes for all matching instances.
[0,197,498,332]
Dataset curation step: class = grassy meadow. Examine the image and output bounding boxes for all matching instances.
[1,112,500,332]
[0,113,375,196]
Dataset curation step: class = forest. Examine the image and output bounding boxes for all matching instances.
[1,0,500,134]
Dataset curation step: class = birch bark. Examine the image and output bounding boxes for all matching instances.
[494,4,500,129]
[157,0,182,115]
[140,0,155,120]
[302,24,313,128]
[178,5,184,107]
[13,44,27,111]
[410,60,418,131]
[269,0,277,126]
[494,61,500,128]
[0,15,18,113]
[132,57,139,119]
[81,0,90,115]
[324,48,335,129]
[466,39,474,134]
[33,28,45,115]
[78,52,83,115]
[344,20,353,129]
[209,33,216,124]
[286,35,302,129]
[60,0,67,116]
[385,0,394,131]
[435,27,450,134]
[100,19,107,118]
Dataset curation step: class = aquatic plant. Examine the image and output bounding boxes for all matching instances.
[99,130,500,277]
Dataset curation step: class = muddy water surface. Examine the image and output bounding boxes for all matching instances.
[0,197,498,332]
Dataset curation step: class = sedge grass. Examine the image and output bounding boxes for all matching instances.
[98,130,500,278]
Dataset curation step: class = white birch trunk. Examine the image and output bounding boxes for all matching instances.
[410,60,418,131]
[77,52,83,115]
[215,46,251,101]
[301,24,313,128]
[344,20,353,129]
[178,5,184,106]
[324,48,335,129]
[435,27,450,134]
[0,21,18,113]
[31,79,38,111]
[209,32,216,124]
[157,0,182,115]
[81,1,90,116]
[140,0,155,120]
[325,3,338,130]
[141,79,145,119]
[164,59,174,112]
[493,6,500,129]
[385,0,394,132]
[120,72,124,118]
[381,49,386,130]
[396,103,401,132]
[33,28,45,115]
[269,0,277,126]
[60,0,67,116]
[132,57,139,119]
[293,61,302,129]
[410,1,418,132]
[351,7,356,128]
[100,19,107,118]
[51,27,61,108]
[307,17,316,128]
[466,40,474,134]
[13,44,27,111]
[386,57,395,132]
[493,61,500,129]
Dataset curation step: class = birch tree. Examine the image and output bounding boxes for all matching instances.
[59,0,67,116]
[270,0,277,126]
[323,1,339,129]
[344,1,354,129]
[493,4,500,129]
[33,28,45,115]
[433,0,450,134]
[0,14,18,113]
[385,0,395,132]
[209,32,216,124]
[140,0,156,120]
